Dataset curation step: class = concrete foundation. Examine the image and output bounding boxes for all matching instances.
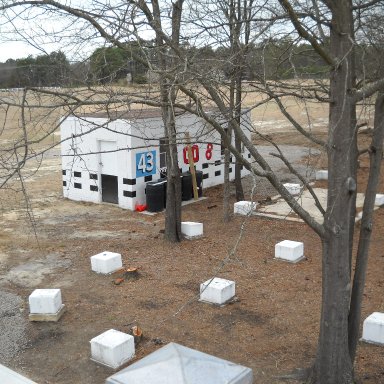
[375,194,384,206]
[283,183,301,196]
[362,312,384,345]
[29,289,62,314]
[315,170,328,180]
[200,277,235,305]
[181,222,203,239]
[90,329,135,369]
[91,251,122,274]
[234,201,257,216]
[275,240,304,262]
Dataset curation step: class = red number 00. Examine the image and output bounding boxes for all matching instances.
[183,144,199,164]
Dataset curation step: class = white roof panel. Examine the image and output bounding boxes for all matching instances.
[106,342,253,384]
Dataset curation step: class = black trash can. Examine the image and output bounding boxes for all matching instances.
[146,180,166,212]
[181,172,193,201]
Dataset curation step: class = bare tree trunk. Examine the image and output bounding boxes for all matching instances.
[223,145,231,222]
[152,0,183,242]
[311,238,354,384]
[348,93,384,360]
[234,71,244,201]
[311,1,356,382]
[163,102,182,242]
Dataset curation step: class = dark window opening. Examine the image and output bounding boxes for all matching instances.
[101,174,118,204]
[74,171,81,178]
[63,181,67,187]
[74,182,82,189]
[90,173,98,180]
[62,170,66,175]
[90,185,98,192]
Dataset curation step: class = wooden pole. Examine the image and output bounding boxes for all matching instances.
[185,132,199,200]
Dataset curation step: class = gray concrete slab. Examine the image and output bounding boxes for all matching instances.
[0,364,37,384]
[256,188,366,224]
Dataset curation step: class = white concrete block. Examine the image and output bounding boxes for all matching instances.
[375,194,384,206]
[181,222,203,238]
[200,277,235,305]
[29,289,62,314]
[90,329,135,369]
[283,183,301,196]
[91,251,122,274]
[362,312,384,345]
[234,201,257,216]
[275,240,304,262]
[316,170,328,180]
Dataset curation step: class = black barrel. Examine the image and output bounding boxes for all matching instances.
[146,180,166,212]
[181,172,193,201]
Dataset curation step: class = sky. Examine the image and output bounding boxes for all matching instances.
[0,41,44,62]
[0,1,100,63]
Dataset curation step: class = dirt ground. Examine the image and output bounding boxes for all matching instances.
[0,112,384,382]
[0,145,383,383]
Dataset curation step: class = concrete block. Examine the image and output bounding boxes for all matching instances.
[29,305,66,322]
[91,251,122,274]
[200,277,235,305]
[29,289,62,314]
[375,194,384,206]
[275,240,304,262]
[181,222,203,238]
[283,183,301,196]
[234,201,257,216]
[316,170,328,180]
[90,329,135,369]
[362,312,384,345]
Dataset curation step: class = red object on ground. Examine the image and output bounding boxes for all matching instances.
[135,204,147,212]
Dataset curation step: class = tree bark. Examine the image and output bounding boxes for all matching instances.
[163,104,182,242]
[311,1,356,382]
[234,71,245,201]
[348,92,384,361]
[153,0,183,242]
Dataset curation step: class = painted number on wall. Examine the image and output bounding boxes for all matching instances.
[183,145,199,164]
[136,150,156,177]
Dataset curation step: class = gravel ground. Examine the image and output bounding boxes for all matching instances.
[0,291,28,363]
[239,145,321,197]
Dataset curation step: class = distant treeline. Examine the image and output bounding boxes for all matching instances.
[0,39,380,88]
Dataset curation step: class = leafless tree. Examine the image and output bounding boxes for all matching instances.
[1,1,384,384]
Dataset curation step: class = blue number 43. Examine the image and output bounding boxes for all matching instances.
[136,151,156,177]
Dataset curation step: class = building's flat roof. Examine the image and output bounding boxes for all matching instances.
[79,108,187,120]
[77,107,223,121]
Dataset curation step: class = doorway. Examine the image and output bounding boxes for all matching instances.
[101,174,118,204]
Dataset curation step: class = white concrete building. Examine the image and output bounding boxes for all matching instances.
[60,109,252,211]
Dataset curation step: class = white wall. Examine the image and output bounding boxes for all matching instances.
[60,111,252,211]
